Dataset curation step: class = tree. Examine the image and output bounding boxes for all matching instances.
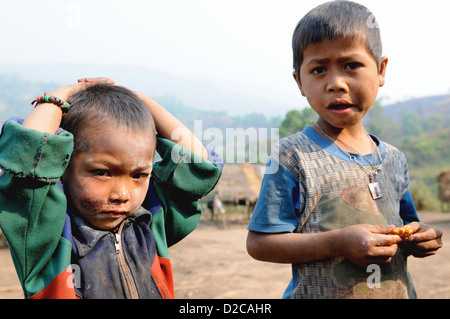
[402,112,424,137]
[279,108,317,138]
[364,100,400,144]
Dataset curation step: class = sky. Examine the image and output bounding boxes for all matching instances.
[1,0,450,113]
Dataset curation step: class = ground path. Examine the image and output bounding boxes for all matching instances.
[0,211,448,299]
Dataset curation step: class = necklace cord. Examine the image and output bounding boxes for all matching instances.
[313,121,383,178]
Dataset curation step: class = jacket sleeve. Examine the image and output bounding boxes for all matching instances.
[150,137,222,248]
[0,120,76,298]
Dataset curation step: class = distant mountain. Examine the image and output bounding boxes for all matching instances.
[383,94,450,121]
[0,72,283,138]
[0,73,60,121]
[1,65,449,132]
[0,63,296,117]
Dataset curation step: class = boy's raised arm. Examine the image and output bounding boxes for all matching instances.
[77,79,208,159]
[0,78,115,298]
[23,102,64,135]
[134,91,208,159]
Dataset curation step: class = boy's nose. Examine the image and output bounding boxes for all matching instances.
[110,182,130,203]
[326,73,349,93]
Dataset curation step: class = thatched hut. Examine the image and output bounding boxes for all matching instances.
[438,169,450,202]
[212,163,264,216]
[438,169,450,211]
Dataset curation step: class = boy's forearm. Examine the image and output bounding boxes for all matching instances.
[137,93,208,159]
[246,230,341,264]
[22,103,63,135]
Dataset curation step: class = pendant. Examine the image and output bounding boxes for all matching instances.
[370,165,382,177]
[368,182,382,200]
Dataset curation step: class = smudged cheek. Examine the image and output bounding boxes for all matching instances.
[79,195,105,213]
[70,188,108,221]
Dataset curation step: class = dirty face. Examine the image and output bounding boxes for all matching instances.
[294,37,388,130]
[62,123,155,230]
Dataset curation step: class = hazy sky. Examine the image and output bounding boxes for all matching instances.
[1,0,449,111]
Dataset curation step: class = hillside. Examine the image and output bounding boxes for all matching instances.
[0,74,60,121]
[384,94,450,121]
[0,72,282,133]
[1,73,448,161]
[0,71,448,210]
[0,64,295,117]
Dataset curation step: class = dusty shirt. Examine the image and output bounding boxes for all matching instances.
[248,126,418,299]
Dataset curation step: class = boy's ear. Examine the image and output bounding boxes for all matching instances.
[292,71,306,97]
[378,56,389,87]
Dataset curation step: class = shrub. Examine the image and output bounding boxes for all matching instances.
[410,180,441,212]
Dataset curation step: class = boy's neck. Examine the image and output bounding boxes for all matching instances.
[314,120,376,155]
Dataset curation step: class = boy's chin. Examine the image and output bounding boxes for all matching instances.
[320,115,364,130]
[71,207,132,231]
[87,215,127,231]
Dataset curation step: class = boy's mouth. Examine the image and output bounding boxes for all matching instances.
[327,99,355,108]
[103,211,128,219]
[328,104,355,109]
[327,99,357,112]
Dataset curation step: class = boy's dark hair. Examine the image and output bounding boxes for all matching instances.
[292,0,382,78]
[62,84,156,152]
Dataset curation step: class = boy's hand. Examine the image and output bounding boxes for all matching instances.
[337,224,402,267]
[49,77,115,101]
[77,77,114,83]
[24,77,114,134]
[399,222,443,257]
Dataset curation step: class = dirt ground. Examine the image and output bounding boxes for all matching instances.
[0,211,449,299]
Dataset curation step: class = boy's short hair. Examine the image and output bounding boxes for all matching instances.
[292,0,382,77]
[62,84,156,152]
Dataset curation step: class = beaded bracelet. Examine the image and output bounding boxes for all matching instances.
[31,93,71,111]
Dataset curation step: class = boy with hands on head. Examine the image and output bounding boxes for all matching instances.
[247,0,442,299]
[0,77,222,298]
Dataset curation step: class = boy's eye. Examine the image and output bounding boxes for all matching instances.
[133,173,150,180]
[312,66,327,74]
[345,62,361,70]
[92,169,110,177]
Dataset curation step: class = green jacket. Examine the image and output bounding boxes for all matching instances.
[0,120,222,298]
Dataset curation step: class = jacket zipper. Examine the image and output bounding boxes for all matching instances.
[114,221,139,299]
